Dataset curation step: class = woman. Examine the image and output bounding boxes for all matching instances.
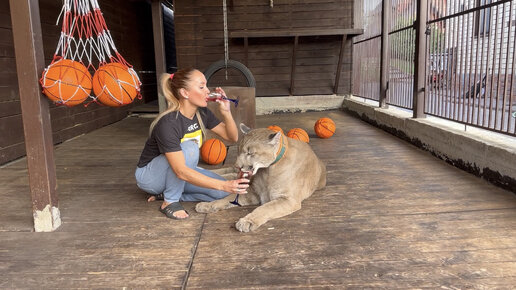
[135,68,249,220]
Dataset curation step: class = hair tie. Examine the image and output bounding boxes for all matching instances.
[169,73,174,80]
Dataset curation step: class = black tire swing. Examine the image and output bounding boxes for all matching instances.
[204,0,255,88]
[204,59,256,88]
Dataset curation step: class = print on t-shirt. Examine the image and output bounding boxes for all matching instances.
[181,122,203,147]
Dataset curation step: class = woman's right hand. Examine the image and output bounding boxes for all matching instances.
[223,178,250,194]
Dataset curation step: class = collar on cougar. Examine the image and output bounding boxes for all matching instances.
[271,132,288,165]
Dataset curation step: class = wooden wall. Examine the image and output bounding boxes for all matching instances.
[0,0,156,165]
[173,0,355,97]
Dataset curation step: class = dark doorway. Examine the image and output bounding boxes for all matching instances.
[162,2,177,74]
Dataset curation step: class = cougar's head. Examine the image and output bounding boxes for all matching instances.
[235,124,284,177]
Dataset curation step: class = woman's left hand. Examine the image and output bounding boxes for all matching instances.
[214,87,231,113]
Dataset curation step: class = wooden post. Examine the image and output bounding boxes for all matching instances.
[334,34,346,94]
[244,36,249,67]
[379,0,390,108]
[151,0,167,112]
[413,0,427,118]
[354,0,364,31]
[10,0,61,232]
[290,35,299,96]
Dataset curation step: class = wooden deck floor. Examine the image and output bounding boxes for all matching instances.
[1,110,516,289]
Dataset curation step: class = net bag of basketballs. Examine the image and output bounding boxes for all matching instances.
[40,0,141,107]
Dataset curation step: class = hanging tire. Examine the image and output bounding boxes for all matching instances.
[203,59,256,88]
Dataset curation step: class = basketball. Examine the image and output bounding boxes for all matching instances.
[41,59,92,106]
[287,128,309,143]
[201,138,227,165]
[267,125,283,134]
[314,117,336,138]
[93,63,140,107]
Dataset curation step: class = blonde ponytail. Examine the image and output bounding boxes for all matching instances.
[149,68,196,135]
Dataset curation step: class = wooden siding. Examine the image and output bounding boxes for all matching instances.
[0,0,156,165]
[173,0,355,96]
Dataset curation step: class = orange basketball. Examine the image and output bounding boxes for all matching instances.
[93,63,140,107]
[41,59,92,106]
[287,128,309,143]
[267,125,283,134]
[314,117,336,139]
[201,138,227,165]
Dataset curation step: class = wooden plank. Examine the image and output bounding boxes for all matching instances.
[0,114,24,147]
[2,111,516,288]
[0,72,18,89]
[9,0,60,232]
[0,231,196,288]
[289,36,298,95]
[230,28,364,38]
[0,27,14,45]
[0,13,12,30]
[0,142,26,167]
[334,35,346,94]
[354,0,363,30]
[0,42,16,58]
[243,36,248,66]
[0,100,21,118]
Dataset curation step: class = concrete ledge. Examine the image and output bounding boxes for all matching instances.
[342,96,516,193]
[256,95,345,115]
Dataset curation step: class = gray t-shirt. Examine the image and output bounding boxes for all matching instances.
[137,108,220,167]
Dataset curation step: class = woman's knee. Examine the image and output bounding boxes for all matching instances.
[181,141,200,168]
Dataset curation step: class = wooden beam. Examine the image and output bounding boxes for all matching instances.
[334,35,346,94]
[9,0,61,232]
[414,0,427,118]
[151,0,167,112]
[244,36,249,67]
[230,28,364,38]
[354,0,364,30]
[290,36,299,96]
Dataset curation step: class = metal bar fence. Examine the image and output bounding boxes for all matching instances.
[352,37,382,100]
[426,0,516,135]
[388,0,417,109]
[352,0,516,136]
[352,0,382,101]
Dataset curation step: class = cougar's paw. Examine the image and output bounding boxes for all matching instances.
[236,217,260,232]
[195,201,220,213]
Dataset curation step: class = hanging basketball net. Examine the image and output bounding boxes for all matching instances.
[40,0,141,107]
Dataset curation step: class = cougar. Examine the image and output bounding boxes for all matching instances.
[195,124,326,232]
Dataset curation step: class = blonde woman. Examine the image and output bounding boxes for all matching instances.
[135,68,249,220]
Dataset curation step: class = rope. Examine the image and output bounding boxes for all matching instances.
[41,0,141,106]
[53,0,131,69]
[223,0,229,80]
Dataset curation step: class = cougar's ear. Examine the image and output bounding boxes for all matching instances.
[268,131,282,145]
[239,123,251,134]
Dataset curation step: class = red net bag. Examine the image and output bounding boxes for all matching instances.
[40,0,141,107]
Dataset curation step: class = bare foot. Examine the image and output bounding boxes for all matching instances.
[172,210,189,219]
[161,202,189,219]
[147,193,164,202]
